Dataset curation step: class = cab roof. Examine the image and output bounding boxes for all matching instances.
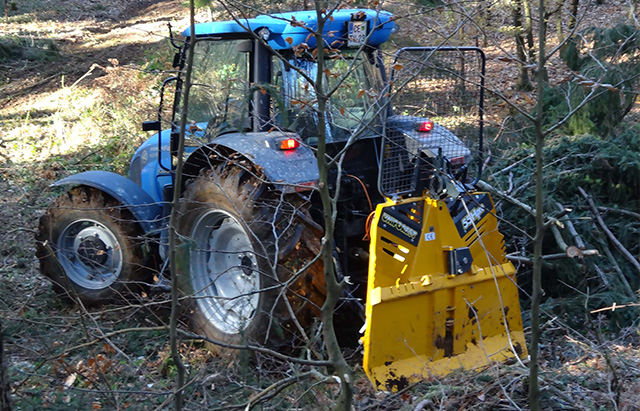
[182,9,395,50]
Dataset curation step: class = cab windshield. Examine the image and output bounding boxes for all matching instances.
[271,49,385,143]
[183,39,250,134]
[181,40,385,142]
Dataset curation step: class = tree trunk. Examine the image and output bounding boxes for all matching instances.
[569,0,579,30]
[513,0,532,90]
[523,0,535,61]
[556,0,564,42]
[0,322,12,411]
[167,1,195,409]
[529,0,548,409]
[313,3,353,409]
[479,0,491,46]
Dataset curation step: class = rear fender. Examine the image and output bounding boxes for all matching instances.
[51,171,162,234]
[182,132,319,193]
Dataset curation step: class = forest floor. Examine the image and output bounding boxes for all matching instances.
[1,0,639,409]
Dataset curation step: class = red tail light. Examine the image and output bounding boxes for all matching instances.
[279,138,300,150]
[415,120,434,132]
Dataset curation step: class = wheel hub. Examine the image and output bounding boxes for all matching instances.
[77,235,109,268]
[57,219,123,290]
[240,255,254,276]
[191,210,260,335]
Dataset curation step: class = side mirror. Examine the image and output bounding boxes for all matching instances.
[142,121,161,132]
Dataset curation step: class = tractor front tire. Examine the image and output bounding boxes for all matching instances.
[36,186,152,304]
[177,165,324,352]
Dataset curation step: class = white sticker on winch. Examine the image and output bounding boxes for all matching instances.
[424,232,436,242]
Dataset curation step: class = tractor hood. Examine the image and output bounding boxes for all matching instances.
[183,9,396,50]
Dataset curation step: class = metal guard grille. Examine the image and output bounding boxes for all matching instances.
[380,47,485,198]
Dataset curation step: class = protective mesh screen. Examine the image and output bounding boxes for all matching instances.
[380,47,485,198]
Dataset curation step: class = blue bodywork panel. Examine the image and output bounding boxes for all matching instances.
[129,127,319,201]
[187,131,319,193]
[182,9,395,50]
[129,129,175,204]
[52,171,162,234]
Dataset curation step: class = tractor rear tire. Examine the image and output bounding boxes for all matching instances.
[177,165,325,352]
[36,186,153,305]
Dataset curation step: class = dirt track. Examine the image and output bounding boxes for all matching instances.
[1,4,191,407]
[0,0,187,290]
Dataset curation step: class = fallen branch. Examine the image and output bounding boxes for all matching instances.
[593,264,610,287]
[550,222,592,259]
[598,238,636,300]
[555,202,585,249]
[70,63,102,88]
[590,302,640,313]
[482,145,492,172]
[476,180,564,228]
[578,187,640,276]
[0,73,62,108]
[575,205,640,220]
[507,250,599,265]
[595,206,640,220]
[550,224,569,252]
[488,153,534,178]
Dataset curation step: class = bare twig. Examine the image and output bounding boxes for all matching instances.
[506,171,514,194]
[591,302,640,313]
[578,187,640,276]
[362,382,420,411]
[593,206,640,220]
[477,180,564,228]
[492,115,513,142]
[243,371,322,411]
[177,329,331,366]
[488,153,534,178]
[593,264,610,287]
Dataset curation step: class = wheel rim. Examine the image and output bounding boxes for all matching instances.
[56,219,123,290]
[190,210,260,335]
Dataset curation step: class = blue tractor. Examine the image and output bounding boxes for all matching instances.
[36,9,515,367]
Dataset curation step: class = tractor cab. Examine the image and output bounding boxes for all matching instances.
[132,9,397,205]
